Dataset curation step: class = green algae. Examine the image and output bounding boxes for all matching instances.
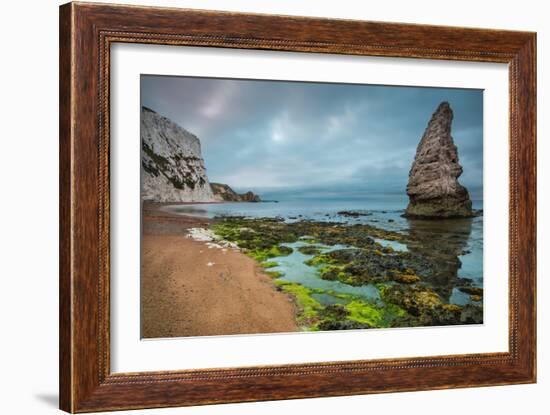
[211,223,244,241]
[274,280,323,326]
[265,270,284,279]
[345,300,385,326]
[318,265,356,285]
[332,294,406,327]
[272,274,407,329]
[211,221,296,262]
[304,253,336,267]
[249,245,293,262]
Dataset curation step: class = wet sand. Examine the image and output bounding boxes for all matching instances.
[141,203,299,338]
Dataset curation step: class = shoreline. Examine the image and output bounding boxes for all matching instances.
[141,203,299,338]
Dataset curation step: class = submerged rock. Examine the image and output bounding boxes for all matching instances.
[297,245,323,256]
[337,210,372,217]
[458,286,483,296]
[404,102,474,218]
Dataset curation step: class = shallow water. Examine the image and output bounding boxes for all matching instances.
[373,237,408,252]
[449,288,480,306]
[269,241,381,305]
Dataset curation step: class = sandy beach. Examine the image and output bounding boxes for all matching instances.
[141,203,299,338]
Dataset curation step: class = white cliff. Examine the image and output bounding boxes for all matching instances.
[141,107,215,202]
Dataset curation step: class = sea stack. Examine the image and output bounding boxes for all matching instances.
[404,102,474,219]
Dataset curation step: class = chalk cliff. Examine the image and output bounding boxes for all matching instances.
[141,107,215,202]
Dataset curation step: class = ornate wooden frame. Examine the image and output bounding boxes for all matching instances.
[59,2,536,412]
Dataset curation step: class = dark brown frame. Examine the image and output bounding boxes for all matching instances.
[59,2,536,412]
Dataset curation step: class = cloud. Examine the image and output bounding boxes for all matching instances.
[198,82,237,119]
[142,75,483,198]
[270,112,291,143]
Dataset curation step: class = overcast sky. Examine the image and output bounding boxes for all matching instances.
[141,75,483,200]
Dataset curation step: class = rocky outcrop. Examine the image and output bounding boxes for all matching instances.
[404,102,474,218]
[141,107,215,202]
[210,183,261,202]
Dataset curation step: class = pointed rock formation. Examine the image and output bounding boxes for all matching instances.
[404,102,474,218]
[141,107,215,202]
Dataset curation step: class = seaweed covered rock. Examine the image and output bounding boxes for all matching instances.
[318,320,372,331]
[297,245,323,255]
[404,102,474,218]
[459,304,483,324]
[384,284,483,326]
[383,284,442,316]
[309,248,432,286]
[458,286,483,296]
[212,216,406,255]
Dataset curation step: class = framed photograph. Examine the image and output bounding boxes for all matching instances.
[59,2,536,412]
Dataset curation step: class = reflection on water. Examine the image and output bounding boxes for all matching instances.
[406,218,478,303]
